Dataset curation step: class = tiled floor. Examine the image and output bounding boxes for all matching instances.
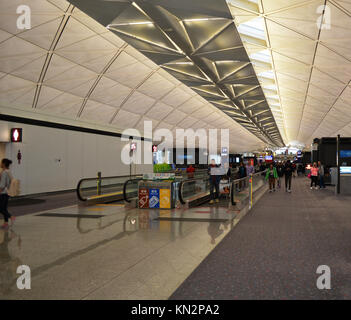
[1,200,243,300]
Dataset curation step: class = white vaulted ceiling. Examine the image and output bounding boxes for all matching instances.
[227,0,351,147]
[0,0,266,152]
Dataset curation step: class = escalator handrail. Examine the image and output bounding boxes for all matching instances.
[123,178,142,203]
[77,174,142,201]
[178,176,209,205]
[231,180,236,206]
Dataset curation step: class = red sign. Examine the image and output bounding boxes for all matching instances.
[138,188,149,208]
[11,128,22,142]
[152,145,158,153]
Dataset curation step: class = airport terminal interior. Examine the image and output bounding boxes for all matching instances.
[0,0,351,300]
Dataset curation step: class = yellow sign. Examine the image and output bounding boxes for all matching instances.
[160,189,171,209]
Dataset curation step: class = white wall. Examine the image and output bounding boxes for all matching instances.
[1,121,153,196]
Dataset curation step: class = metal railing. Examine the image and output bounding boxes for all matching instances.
[230,170,267,208]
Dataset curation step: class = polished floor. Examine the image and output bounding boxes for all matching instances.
[2,177,350,300]
[8,191,78,217]
[0,199,242,299]
[171,178,351,300]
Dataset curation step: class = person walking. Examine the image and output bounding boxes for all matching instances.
[265,164,278,192]
[238,162,247,191]
[0,159,15,229]
[208,159,221,204]
[318,161,325,189]
[246,161,255,176]
[283,160,294,193]
[310,162,319,190]
[276,162,284,189]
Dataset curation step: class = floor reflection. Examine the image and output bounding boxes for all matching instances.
[0,202,238,299]
[0,229,22,296]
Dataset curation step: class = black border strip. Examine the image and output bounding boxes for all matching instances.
[0,114,150,141]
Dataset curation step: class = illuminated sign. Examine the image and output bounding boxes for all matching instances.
[130,142,137,151]
[340,167,351,174]
[10,128,22,142]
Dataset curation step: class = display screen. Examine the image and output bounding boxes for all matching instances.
[265,156,273,161]
[177,154,193,160]
[340,150,351,158]
[236,157,240,163]
[340,166,351,174]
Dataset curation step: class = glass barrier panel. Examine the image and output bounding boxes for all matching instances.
[252,171,266,193]
[180,176,210,203]
[231,177,250,205]
[124,179,141,202]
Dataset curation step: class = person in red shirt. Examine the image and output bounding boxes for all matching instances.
[186,164,195,179]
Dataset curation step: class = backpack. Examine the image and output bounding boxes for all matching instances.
[6,171,20,197]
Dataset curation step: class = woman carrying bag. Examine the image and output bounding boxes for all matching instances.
[0,159,16,229]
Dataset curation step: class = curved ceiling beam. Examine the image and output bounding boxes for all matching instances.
[77,42,128,118]
[32,4,75,109]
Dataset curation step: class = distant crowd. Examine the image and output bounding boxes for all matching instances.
[185,158,327,204]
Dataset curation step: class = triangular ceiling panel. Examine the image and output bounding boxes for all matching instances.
[195,47,251,62]
[267,0,325,40]
[66,0,283,145]
[182,19,232,50]
[68,0,130,26]
[148,0,233,20]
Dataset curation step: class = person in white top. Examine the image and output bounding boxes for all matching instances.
[0,159,15,229]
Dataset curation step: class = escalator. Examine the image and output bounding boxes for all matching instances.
[178,170,268,210]
[76,174,143,204]
[76,170,268,210]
